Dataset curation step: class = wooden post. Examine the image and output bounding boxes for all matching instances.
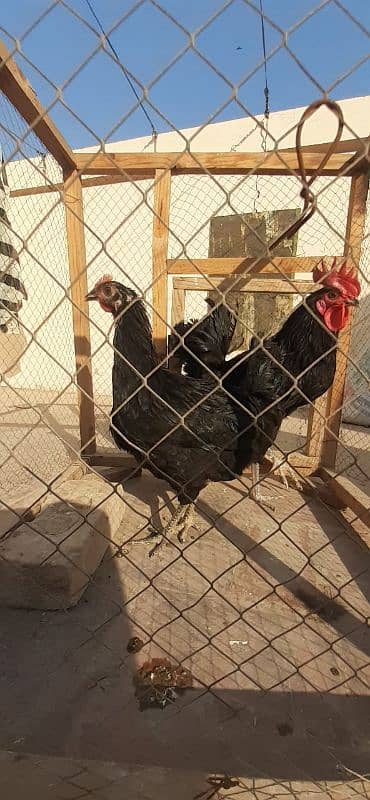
[152,168,171,355]
[63,169,96,456]
[169,284,186,372]
[321,171,369,468]
[0,38,75,171]
[305,393,330,459]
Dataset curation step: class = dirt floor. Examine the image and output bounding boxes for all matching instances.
[0,388,369,798]
[0,467,369,798]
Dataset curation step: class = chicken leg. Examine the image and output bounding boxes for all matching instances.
[130,502,196,557]
[250,462,276,511]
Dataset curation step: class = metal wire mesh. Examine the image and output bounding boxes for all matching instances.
[0,2,369,798]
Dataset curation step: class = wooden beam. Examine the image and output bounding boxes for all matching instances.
[168,285,186,372]
[172,276,315,294]
[74,150,357,177]
[84,450,318,477]
[10,183,62,198]
[321,172,369,468]
[152,169,171,355]
[0,38,76,171]
[84,453,138,467]
[171,286,186,327]
[63,169,96,456]
[305,392,330,459]
[318,467,370,530]
[9,171,153,199]
[167,256,341,276]
[279,136,369,155]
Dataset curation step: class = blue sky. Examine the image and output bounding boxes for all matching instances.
[1,0,369,149]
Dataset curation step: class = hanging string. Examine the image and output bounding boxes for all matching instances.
[253,0,270,211]
[259,0,270,121]
[84,0,158,145]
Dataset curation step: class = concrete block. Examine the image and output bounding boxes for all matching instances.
[0,467,125,610]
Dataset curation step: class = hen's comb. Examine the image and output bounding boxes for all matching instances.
[95,274,113,288]
[313,258,361,298]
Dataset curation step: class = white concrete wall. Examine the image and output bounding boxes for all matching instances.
[3,96,369,425]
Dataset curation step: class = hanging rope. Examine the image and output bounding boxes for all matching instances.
[84,0,158,145]
[231,0,270,156]
[259,0,270,120]
[253,0,270,210]
[268,98,344,251]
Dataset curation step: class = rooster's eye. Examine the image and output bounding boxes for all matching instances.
[327,290,338,299]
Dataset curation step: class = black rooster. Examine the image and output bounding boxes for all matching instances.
[87,276,255,555]
[171,260,361,503]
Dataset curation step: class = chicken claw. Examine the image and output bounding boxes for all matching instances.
[129,502,196,557]
[268,451,305,491]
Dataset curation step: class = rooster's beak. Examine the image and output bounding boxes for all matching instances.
[85,289,98,301]
[346,298,359,307]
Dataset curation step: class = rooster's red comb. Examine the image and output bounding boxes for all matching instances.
[95,274,113,288]
[313,258,361,299]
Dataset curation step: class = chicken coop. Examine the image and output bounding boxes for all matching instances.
[0,5,369,799]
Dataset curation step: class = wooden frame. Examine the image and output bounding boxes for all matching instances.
[73,149,364,177]
[0,39,76,171]
[152,169,171,355]
[1,34,369,523]
[63,169,96,456]
[321,172,369,467]
[167,256,340,276]
[173,276,317,294]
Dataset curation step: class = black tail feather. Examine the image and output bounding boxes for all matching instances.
[168,300,237,378]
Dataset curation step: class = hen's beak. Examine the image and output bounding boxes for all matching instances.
[85,289,98,301]
[346,298,359,307]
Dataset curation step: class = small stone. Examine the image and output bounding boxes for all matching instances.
[127,637,144,654]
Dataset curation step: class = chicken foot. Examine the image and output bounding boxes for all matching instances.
[130,502,195,557]
[267,449,305,491]
[250,462,276,511]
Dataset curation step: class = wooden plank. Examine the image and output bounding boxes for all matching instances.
[172,276,315,294]
[171,286,185,327]
[321,172,369,468]
[84,448,317,475]
[9,171,153,198]
[84,453,138,467]
[305,393,330,459]
[63,169,96,456]
[167,256,342,276]
[74,150,356,177]
[279,136,369,154]
[0,38,76,171]
[168,285,185,372]
[152,169,171,356]
[318,467,370,530]
[10,183,62,198]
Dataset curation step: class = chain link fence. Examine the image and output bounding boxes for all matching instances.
[0,2,369,798]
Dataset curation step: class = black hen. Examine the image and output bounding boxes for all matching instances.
[86,278,255,554]
[172,261,361,502]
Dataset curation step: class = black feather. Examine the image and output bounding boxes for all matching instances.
[168,298,236,378]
